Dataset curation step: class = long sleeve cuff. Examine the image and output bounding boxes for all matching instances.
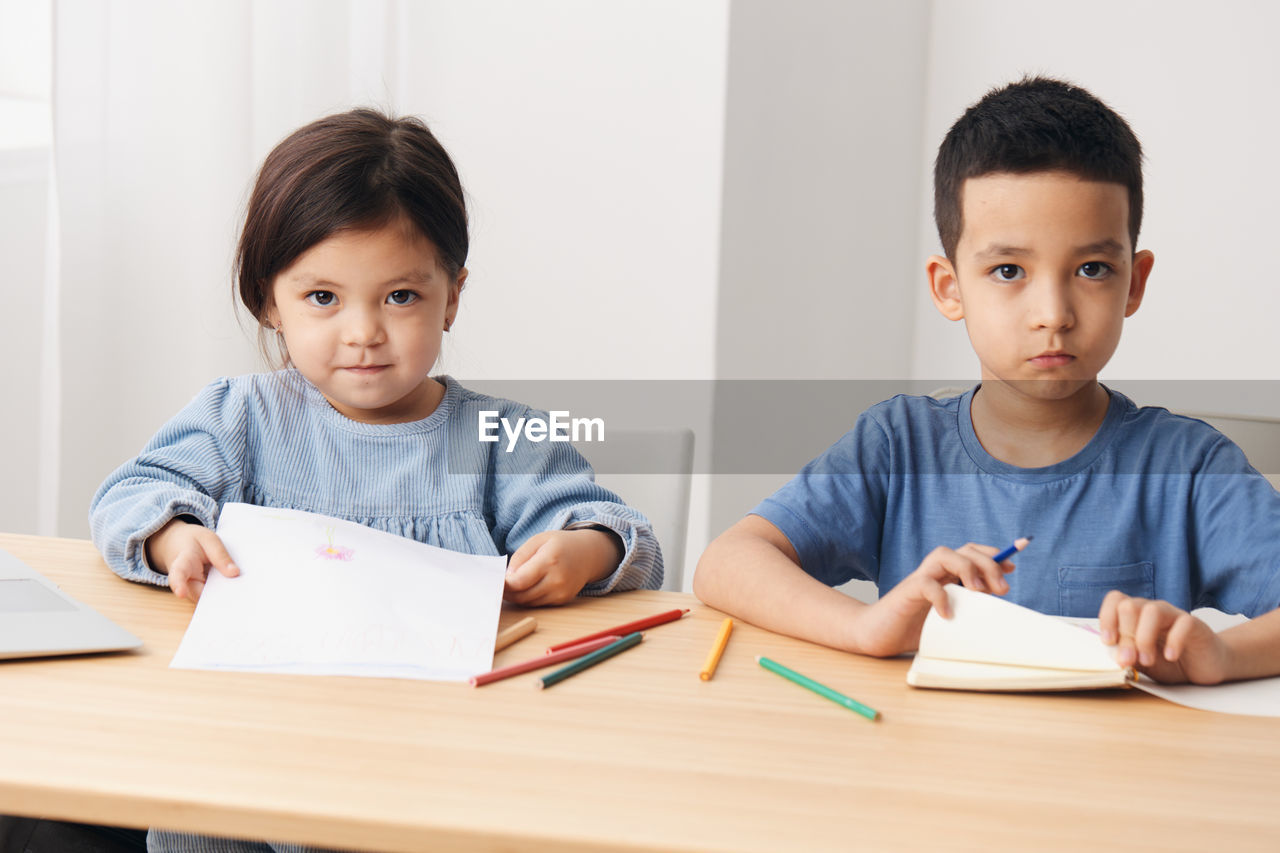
[556,503,664,595]
[94,489,220,587]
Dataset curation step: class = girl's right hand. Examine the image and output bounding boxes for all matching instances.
[853,543,1014,657]
[144,518,240,602]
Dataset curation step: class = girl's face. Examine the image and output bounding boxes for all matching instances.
[266,219,463,424]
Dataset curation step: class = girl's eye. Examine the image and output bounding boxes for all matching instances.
[991,264,1025,282]
[305,291,336,307]
[387,290,419,306]
[1078,261,1113,280]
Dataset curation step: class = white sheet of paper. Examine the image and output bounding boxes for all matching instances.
[169,503,508,681]
[1066,608,1280,717]
[1134,674,1280,717]
[1128,608,1280,718]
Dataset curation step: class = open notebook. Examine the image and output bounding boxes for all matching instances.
[906,586,1280,717]
[907,585,1132,691]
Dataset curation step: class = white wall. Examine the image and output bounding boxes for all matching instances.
[398,1,727,384]
[716,0,928,381]
[910,0,1280,412]
[708,0,929,578]
[395,1,730,584]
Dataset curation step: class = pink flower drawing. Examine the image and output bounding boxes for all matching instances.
[315,528,354,561]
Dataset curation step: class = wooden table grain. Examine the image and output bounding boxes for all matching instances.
[2,532,1278,851]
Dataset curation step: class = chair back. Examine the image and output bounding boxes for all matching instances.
[1184,413,1280,490]
[574,428,695,591]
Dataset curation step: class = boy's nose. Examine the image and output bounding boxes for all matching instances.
[1029,279,1074,330]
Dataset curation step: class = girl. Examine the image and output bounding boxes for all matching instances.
[90,111,662,853]
[93,108,661,604]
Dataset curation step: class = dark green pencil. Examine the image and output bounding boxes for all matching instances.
[536,631,644,689]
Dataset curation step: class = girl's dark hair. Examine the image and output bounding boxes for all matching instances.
[236,109,468,325]
[934,76,1144,260]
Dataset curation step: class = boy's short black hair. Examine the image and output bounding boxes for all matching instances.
[933,76,1143,260]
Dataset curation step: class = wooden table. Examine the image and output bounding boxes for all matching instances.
[2,533,1279,852]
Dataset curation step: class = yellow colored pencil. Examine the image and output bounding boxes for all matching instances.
[699,618,734,681]
[494,616,537,652]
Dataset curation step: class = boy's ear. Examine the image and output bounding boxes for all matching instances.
[927,255,965,321]
[1125,250,1154,318]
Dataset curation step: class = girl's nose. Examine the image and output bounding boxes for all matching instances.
[342,308,386,347]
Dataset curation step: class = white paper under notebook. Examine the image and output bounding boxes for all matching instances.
[170,503,507,681]
[1129,609,1280,718]
[908,585,1280,717]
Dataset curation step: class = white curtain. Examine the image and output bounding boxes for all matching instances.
[51,0,409,537]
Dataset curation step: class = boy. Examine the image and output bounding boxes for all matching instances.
[693,77,1280,684]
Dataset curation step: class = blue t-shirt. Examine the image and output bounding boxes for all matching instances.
[753,387,1280,618]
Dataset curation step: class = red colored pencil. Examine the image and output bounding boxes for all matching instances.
[470,635,621,687]
[545,608,689,654]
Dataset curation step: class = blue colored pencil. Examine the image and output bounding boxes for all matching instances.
[993,535,1033,563]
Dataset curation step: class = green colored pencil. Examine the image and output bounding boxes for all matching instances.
[757,656,880,721]
[537,632,644,689]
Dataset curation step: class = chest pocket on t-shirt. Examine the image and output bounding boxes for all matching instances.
[1057,562,1155,616]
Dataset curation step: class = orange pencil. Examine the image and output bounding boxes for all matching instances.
[545,608,689,654]
[699,617,733,681]
[470,635,620,687]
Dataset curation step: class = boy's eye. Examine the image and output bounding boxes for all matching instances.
[305,291,336,307]
[991,264,1025,282]
[1077,261,1113,280]
[387,290,419,305]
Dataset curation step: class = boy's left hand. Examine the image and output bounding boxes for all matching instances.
[503,528,622,606]
[1098,591,1231,684]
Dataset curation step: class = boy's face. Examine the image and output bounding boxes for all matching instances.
[927,171,1154,402]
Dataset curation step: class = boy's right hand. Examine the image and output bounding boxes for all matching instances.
[853,543,1013,657]
[144,518,239,602]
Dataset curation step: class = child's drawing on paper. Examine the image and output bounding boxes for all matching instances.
[315,527,354,561]
[173,503,509,681]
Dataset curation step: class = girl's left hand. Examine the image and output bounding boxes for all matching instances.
[504,528,623,606]
[1098,591,1231,684]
